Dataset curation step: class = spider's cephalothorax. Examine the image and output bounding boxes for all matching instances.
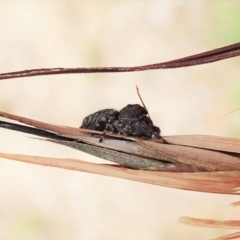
[118,104,148,120]
[80,104,161,139]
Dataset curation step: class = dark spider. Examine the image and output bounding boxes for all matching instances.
[80,104,161,140]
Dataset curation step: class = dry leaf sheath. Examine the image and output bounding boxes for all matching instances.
[0,110,240,194]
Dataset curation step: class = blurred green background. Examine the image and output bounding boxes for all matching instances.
[0,1,239,240]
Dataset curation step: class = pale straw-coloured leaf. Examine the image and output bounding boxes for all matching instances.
[0,152,240,194]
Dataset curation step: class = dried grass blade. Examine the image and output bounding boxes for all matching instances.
[0,152,240,194]
[212,231,240,240]
[231,201,240,207]
[0,42,240,80]
[0,110,100,137]
[179,216,240,229]
[139,140,240,171]
[165,135,240,154]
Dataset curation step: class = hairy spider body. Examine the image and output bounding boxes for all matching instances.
[80,104,161,139]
